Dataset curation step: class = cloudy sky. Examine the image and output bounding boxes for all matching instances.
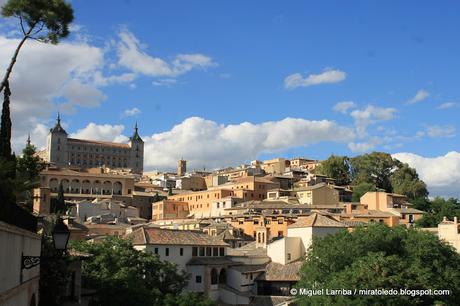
[0,1,459,197]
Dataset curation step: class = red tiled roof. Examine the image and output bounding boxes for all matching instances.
[288,213,346,228]
[129,227,228,246]
[257,260,302,281]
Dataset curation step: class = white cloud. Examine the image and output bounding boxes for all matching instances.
[152,78,177,87]
[333,101,356,114]
[0,35,106,153]
[69,123,129,143]
[142,116,355,170]
[117,28,215,77]
[123,107,141,117]
[407,89,429,104]
[348,141,376,153]
[284,69,346,89]
[350,105,397,136]
[392,151,460,197]
[437,102,457,110]
[93,71,136,86]
[426,125,456,138]
[61,80,107,109]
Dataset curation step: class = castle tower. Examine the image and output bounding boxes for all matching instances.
[129,122,144,174]
[46,113,68,166]
[177,159,187,176]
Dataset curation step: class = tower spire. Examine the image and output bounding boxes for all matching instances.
[26,133,31,146]
[57,112,61,125]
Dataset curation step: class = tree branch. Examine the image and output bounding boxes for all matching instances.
[0,21,38,94]
[19,16,26,36]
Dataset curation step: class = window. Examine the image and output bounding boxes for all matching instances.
[154,248,158,255]
[206,247,212,256]
[213,247,218,256]
[253,220,259,225]
[180,248,184,256]
[278,231,283,237]
[195,276,202,283]
[199,247,205,256]
[165,248,169,256]
[287,253,291,260]
[278,219,283,224]
[219,247,225,256]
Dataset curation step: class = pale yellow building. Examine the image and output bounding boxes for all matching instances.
[261,158,288,174]
[294,183,340,206]
[438,217,460,253]
[360,191,424,225]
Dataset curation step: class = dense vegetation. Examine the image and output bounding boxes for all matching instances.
[315,152,428,201]
[70,237,215,306]
[296,224,460,306]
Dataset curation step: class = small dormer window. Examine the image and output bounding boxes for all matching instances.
[57,138,61,143]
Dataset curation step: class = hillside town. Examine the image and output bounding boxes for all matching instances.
[2,117,458,305]
[1,1,460,306]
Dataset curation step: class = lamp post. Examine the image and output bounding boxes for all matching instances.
[21,217,70,273]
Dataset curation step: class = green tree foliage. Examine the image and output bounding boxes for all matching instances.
[317,152,428,201]
[0,0,74,92]
[351,182,378,202]
[296,224,460,306]
[70,237,213,306]
[350,152,396,192]
[14,139,45,210]
[314,155,351,185]
[390,163,428,200]
[163,292,216,306]
[16,138,45,181]
[416,197,460,227]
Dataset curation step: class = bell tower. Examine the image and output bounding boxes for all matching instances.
[47,113,68,166]
[129,122,144,174]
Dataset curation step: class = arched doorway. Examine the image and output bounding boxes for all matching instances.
[210,268,218,285]
[219,268,227,284]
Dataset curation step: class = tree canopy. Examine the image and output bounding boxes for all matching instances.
[416,197,460,227]
[70,237,215,306]
[314,155,351,186]
[296,224,460,305]
[315,152,428,201]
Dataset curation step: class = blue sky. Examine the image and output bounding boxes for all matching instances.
[0,0,459,196]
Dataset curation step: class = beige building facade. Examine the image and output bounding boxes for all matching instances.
[40,115,144,174]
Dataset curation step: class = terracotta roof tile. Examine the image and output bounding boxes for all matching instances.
[130,227,228,246]
[288,213,346,228]
[257,260,303,281]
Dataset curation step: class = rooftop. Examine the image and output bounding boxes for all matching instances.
[129,227,228,246]
[257,260,302,281]
[288,213,346,228]
[67,137,130,148]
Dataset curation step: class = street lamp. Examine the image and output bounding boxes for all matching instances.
[21,217,70,273]
[52,217,71,252]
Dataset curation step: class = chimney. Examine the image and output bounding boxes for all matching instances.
[443,216,447,222]
[345,204,352,214]
[454,216,458,224]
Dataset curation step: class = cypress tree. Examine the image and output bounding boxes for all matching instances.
[0,80,12,160]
